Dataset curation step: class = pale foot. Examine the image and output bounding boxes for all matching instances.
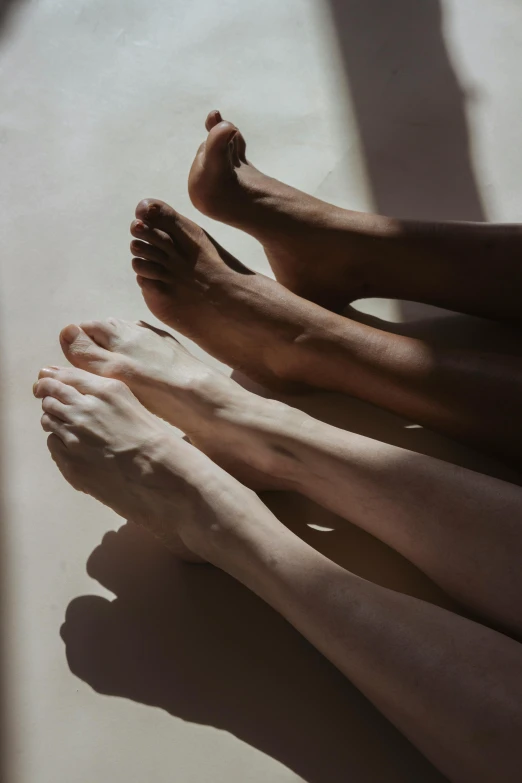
[58,318,304,490]
[129,198,344,391]
[188,111,397,311]
[34,366,287,565]
[33,367,213,561]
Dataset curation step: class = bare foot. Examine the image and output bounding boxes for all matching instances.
[188,111,397,311]
[129,198,345,390]
[33,367,283,564]
[58,319,303,490]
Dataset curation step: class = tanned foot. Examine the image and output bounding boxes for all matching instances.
[57,318,305,490]
[188,111,397,311]
[129,198,343,391]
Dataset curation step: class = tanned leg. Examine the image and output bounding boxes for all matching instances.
[189,111,522,322]
[129,200,522,462]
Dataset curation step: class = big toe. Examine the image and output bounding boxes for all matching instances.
[60,324,118,375]
[205,109,223,132]
[199,119,247,177]
[189,120,245,216]
[199,120,236,176]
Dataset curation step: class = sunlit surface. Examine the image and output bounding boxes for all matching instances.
[1,0,522,780]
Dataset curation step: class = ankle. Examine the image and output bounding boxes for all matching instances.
[212,393,310,489]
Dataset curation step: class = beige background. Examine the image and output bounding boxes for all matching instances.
[1,1,522,781]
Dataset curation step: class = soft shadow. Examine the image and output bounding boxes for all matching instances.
[232,368,520,486]
[62,522,445,783]
[327,0,485,223]
[263,492,456,612]
[0,0,25,40]
[326,0,487,324]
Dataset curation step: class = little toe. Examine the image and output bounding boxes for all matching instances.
[135,199,202,251]
[130,239,168,265]
[60,324,120,375]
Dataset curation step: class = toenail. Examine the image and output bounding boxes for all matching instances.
[146,203,160,216]
[134,220,145,232]
[32,381,39,396]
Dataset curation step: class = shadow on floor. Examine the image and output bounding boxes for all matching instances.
[326,0,487,322]
[327,0,485,223]
[62,521,445,783]
[60,6,497,782]
[0,0,24,40]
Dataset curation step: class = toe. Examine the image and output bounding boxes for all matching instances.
[189,118,248,217]
[38,365,104,395]
[41,394,69,421]
[232,126,247,163]
[79,319,119,350]
[205,109,223,132]
[203,120,241,173]
[40,365,127,399]
[41,413,78,449]
[130,239,169,265]
[132,258,171,281]
[206,118,247,164]
[60,325,119,375]
[131,220,175,254]
[34,376,82,405]
[135,199,202,252]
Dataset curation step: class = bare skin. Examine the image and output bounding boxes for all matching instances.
[57,319,291,489]
[130,198,522,462]
[188,111,378,311]
[129,198,334,391]
[35,365,522,783]
[59,319,522,637]
[190,111,522,323]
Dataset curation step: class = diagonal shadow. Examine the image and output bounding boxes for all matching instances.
[327,0,487,322]
[62,521,446,783]
[58,6,491,780]
[327,0,485,223]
